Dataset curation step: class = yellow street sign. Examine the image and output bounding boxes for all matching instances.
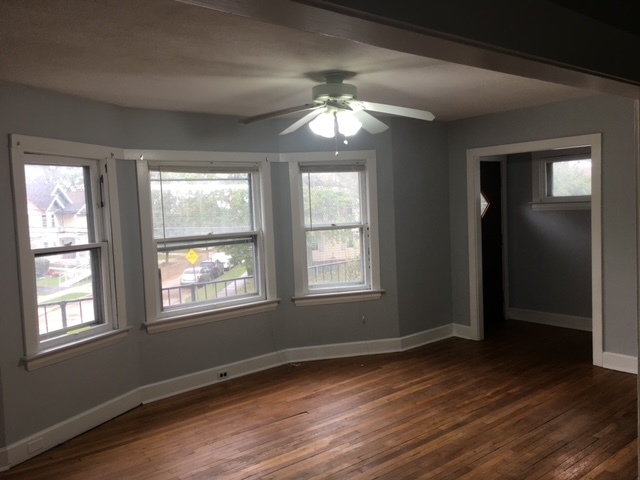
[186,249,200,265]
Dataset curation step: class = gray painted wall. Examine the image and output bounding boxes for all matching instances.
[0,81,636,451]
[448,94,637,356]
[391,118,452,336]
[506,152,592,318]
[0,83,139,444]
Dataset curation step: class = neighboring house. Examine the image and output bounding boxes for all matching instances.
[25,179,87,250]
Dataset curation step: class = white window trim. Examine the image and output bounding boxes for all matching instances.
[10,134,128,369]
[130,149,279,332]
[531,146,591,210]
[283,150,382,306]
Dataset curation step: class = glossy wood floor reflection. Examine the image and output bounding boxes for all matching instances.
[1,321,637,479]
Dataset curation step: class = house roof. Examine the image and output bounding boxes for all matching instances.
[25,174,85,216]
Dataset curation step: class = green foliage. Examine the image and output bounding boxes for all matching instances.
[224,244,254,275]
[25,164,87,191]
[150,172,252,238]
[302,171,360,227]
[549,160,591,197]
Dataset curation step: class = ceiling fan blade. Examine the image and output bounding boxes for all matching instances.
[280,108,325,135]
[352,110,389,134]
[240,104,322,125]
[361,101,435,121]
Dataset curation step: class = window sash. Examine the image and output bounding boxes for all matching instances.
[302,169,366,230]
[154,234,261,316]
[149,169,256,240]
[305,225,367,290]
[34,244,113,347]
[544,158,591,198]
[12,147,121,356]
[532,147,591,205]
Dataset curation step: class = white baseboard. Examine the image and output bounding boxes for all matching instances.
[508,308,592,332]
[6,320,628,472]
[1,324,458,471]
[602,352,638,374]
[140,352,284,404]
[452,323,473,339]
[0,390,140,472]
[282,337,401,363]
[400,324,453,350]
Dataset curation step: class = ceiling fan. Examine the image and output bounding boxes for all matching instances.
[239,72,435,138]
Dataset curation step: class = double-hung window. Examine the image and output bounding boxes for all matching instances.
[11,135,127,369]
[532,146,591,210]
[287,151,382,305]
[135,151,277,332]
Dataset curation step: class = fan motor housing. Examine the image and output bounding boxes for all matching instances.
[312,83,357,101]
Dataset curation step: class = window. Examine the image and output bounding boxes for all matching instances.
[135,151,277,332]
[532,147,591,210]
[11,135,127,368]
[287,151,382,305]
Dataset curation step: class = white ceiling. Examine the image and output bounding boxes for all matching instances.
[0,0,595,122]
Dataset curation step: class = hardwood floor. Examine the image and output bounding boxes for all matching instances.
[1,321,637,479]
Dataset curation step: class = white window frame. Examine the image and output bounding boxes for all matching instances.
[532,146,591,210]
[11,135,128,370]
[132,149,278,333]
[285,150,382,306]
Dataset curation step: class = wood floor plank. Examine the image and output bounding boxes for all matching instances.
[0,321,636,479]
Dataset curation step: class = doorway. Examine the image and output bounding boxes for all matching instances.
[466,134,603,366]
[480,160,505,334]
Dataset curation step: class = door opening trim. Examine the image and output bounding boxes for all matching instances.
[467,134,602,366]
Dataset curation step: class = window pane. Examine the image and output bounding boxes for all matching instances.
[306,228,363,287]
[24,164,91,249]
[548,159,591,197]
[36,249,103,341]
[150,171,253,239]
[157,241,257,310]
[302,171,361,227]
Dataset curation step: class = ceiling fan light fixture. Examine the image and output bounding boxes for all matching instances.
[308,108,362,138]
[336,110,362,137]
[309,110,337,138]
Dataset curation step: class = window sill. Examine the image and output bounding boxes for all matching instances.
[145,299,280,334]
[292,289,385,307]
[531,201,590,211]
[22,328,131,371]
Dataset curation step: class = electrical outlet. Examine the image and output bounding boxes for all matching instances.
[218,371,228,379]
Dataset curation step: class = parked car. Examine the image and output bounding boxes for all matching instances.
[180,267,210,285]
[210,253,232,271]
[200,260,223,279]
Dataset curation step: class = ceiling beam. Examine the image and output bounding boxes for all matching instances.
[177,0,640,98]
